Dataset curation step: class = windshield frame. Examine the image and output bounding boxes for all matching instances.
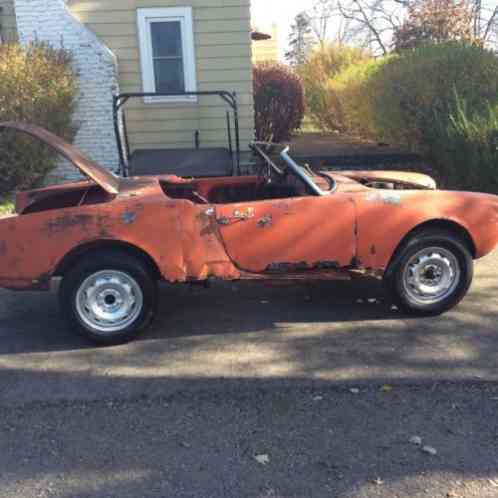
[280,146,336,196]
[250,142,336,196]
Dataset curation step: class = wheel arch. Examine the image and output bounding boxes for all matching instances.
[53,240,162,280]
[387,219,476,272]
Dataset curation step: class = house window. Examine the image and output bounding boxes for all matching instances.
[137,7,197,102]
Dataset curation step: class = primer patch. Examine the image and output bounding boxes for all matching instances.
[365,192,402,206]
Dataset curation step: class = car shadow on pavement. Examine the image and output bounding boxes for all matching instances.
[0,276,405,355]
[1,274,498,384]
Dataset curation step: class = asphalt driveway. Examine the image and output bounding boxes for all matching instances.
[0,251,497,497]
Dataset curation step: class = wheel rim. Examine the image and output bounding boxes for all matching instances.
[75,270,143,334]
[402,246,461,306]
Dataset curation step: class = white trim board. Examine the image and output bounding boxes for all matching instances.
[137,7,197,104]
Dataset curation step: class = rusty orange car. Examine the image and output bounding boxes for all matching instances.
[1,122,497,344]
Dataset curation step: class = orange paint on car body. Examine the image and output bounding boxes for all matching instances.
[1,122,498,291]
[353,189,498,269]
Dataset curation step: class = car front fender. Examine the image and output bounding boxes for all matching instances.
[353,190,498,271]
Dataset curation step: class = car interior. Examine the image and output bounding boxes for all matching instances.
[161,144,335,205]
[16,144,334,214]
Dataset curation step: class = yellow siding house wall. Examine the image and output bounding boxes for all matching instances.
[1,0,255,152]
[0,0,16,40]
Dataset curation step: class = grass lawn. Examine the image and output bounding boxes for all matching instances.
[0,198,14,215]
[298,117,322,134]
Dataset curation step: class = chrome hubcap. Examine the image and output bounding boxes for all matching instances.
[76,270,143,333]
[402,247,460,305]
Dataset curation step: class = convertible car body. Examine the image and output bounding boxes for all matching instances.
[1,122,497,344]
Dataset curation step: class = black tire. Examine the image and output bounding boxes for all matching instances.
[59,250,158,345]
[384,229,473,316]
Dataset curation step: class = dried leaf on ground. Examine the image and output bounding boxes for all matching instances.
[422,446,438,456]
[254,454,270,465]
[409,436,423,445]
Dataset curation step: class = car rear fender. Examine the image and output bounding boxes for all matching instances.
[53,239,163,280]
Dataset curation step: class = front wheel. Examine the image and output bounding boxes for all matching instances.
[385,230,473,316]
[59,251,158,345]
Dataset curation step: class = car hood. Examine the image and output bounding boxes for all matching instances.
[332,170,437,190]
[0,122,120,195]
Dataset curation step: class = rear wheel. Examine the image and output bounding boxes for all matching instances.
[60,251,157,345]
[385,229,473,315]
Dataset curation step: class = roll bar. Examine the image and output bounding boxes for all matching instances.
[113,91,241,177]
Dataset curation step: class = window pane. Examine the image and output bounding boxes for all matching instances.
[154,59,185,93]
[151,21,183,58]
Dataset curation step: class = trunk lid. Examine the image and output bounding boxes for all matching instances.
[0,122,120,195]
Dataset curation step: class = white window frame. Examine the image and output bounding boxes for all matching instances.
[137,7,197,103]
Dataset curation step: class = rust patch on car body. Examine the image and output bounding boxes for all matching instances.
[267,261,310,273]
[266,260,340,273]
[257,214,273,228]
[43,214,94,234]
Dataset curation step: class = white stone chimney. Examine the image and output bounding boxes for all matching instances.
[14,0,120,179]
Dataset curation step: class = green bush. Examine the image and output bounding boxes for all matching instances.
[367,42,498,152]
[431,95,498,192]
[314,41,498,191]
[330,56,393,138]
[0,42,78,195]
[299,44,371,132]
[0,198,13,216]
[253,63,305,143]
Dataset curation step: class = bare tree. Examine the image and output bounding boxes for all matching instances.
[469,0,498,45]
[290,0,497,57]
[307,0,338,44]
[393,0,474,50]
[285,12,316,65]
[336,0,403,54]
[334,0,497,54]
